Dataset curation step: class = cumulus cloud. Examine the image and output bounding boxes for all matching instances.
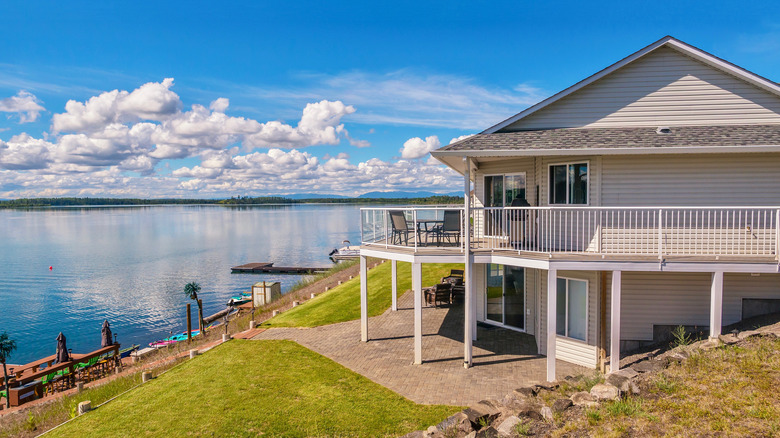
[400,135,441,159]
[0,78,465,198]
[0,91,45,123]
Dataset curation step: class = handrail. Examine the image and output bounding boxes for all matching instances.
[360,206,780,258]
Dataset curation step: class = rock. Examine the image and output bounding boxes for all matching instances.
[630,381,641,395]
[426,425,438,436]
[737,330,761,340]
[718,333,740,345]
[516,407,544,421]
[700,339,721,350]
[475,426,500,438]
[513,387,538,398]
[540,406,554,422]
[533,382,559,393]
[77,401,92,415]
[631,359,666,373]
[605,370,636,393]
[463,401,500,429]
[400,431,425,438]
[435,412,473,435]
[495,416,521,437]
[570,391,596,406]
[552,398,573,413]
[465,432,476,438]
[590,383,620,401]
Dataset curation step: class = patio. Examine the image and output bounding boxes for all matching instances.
[251,290,587,405]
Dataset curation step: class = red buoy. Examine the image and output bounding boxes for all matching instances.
[49,266,53,270]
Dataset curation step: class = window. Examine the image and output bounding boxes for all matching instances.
[549,162,588,204]
[556,278,587,341]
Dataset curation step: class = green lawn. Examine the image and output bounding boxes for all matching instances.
[263,262,463,328]
[52,340,459,437]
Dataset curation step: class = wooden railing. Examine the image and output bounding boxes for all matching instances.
[361,206,780,259]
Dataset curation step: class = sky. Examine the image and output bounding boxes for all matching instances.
[1,1,780,198]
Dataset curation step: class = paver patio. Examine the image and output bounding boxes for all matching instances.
[252,291,588,405]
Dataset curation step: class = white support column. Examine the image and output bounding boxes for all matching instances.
[464,254,473,368]
[391,259,398,312]
[546,268,557,382]
[710,271,724,339]
[610,271,622,373]
[412,262,423,365]
[360,255,368,342]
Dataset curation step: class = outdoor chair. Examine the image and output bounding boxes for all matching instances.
[425,283,453,307]
[389,210,413,245]
[432,210,461,246]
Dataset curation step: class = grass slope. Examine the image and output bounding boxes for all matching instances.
[554,336,780,437]
[263,261,463,328]
[52,340,459,437]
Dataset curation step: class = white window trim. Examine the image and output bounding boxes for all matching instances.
[483,263,527,333]
[547,160,590,206]
[483,172,527,207]
[556,276,589,342]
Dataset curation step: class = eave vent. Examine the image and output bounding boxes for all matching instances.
[656,126,672,134]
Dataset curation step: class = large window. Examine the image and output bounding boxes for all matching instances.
[549,162,588,204]
[556,277,587,341]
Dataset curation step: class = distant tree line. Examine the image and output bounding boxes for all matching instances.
[0,195,462,208]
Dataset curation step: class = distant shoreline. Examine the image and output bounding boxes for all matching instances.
[0,195,462,209]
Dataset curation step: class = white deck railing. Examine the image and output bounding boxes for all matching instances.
[361,206,780,259]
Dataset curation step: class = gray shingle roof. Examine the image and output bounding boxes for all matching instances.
[436,125,780,153]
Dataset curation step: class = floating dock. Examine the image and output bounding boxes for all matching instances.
[230,262,328,274]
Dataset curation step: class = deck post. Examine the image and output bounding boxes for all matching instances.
[412,262,423,365]
[546,268,557,382]
[360,255,368,342]
[391,259,398,312]
[709,271,724,339]
[610,271,622,373]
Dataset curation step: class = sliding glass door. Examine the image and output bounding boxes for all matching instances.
[485,264,525,330]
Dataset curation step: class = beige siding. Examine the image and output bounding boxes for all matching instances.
[601,153,780,206]
[611,272,780,342]
[556,336,599,368]
[539,270,600,365]
[503,46,780,130]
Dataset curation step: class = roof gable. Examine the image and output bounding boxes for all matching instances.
[487,37,780,133]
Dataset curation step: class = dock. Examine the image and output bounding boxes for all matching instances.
[230,262,328,274]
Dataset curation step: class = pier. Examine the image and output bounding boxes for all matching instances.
[230,262,328,274]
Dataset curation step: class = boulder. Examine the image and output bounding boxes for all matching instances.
[463,401,500,429]
[605,369,637,393]
[590,383,620,401]
[631,359,666,373]
[400,431,425,438]
[718,333,740,345]
[495,416,521,438]
[513,386,538,398]
[465,432,476,438]
[533,382,559,393]
[570,391,598,407]
[435,412,473,435]
[540,406,554,422]
[425,425,439,438]
[630,380,641,395]
[737,330,761,340]
[516,407,544,421]
[552,398,573,413]
[475,427,499,438]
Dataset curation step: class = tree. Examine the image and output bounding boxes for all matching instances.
[0,332,17,409]
[184,282,205,333]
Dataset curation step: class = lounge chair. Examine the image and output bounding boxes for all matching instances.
[432,210,462,246]
[389,210,413,245]
[425,283,453,307]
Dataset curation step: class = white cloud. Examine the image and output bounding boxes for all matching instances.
[400,135,441,159]
[244,100,354,149]
[0,91,45,123]
[244,71,547,130]
[0,134,54,170]
[450,134,475,144]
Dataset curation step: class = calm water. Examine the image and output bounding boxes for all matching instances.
[0,204,362,364]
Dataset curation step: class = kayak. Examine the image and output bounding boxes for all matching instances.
[149,328,205,348]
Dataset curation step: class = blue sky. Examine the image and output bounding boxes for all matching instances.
[1,1,779,198]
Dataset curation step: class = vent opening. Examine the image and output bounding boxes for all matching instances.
[656,126,672,134]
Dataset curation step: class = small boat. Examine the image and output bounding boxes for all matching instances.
[227,292,252,306]
[329,240,360,260]
[149,328,205,348]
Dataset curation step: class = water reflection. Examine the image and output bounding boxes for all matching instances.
[0,204,362,363]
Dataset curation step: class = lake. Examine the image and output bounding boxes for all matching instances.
[0,204,362,364]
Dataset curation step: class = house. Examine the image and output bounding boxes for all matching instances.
[358,36,780,381]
